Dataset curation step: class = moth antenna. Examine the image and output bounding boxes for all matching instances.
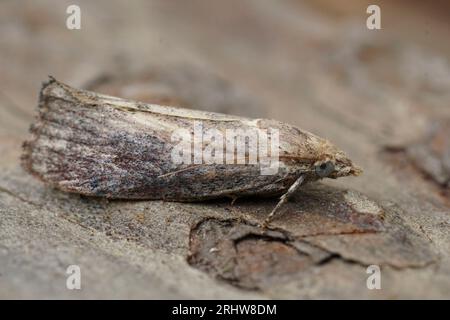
[263,174,305,228]
[158,164,204,178]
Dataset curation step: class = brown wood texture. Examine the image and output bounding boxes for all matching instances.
[0,0,449,299]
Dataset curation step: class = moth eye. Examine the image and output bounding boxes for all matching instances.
[315,161,335,177]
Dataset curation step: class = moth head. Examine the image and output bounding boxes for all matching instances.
[313,140,362,179]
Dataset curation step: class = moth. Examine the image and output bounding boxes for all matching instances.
[22,77,361,226]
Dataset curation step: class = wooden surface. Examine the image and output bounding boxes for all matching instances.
[0,0,449,299]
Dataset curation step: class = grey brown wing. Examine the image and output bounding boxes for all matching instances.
[22,82,295,200]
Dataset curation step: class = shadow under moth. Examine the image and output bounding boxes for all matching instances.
[22,77,361,226]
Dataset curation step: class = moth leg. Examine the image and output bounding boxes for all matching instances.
[229,195,238,206]
[263,175,305,228]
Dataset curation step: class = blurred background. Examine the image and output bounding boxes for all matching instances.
[0,0,449,299]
